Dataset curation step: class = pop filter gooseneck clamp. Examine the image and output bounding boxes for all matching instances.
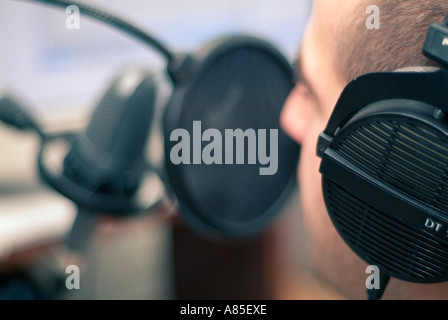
[15,0,191,76]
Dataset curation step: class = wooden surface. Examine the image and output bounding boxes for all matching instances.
[171,220,274,300]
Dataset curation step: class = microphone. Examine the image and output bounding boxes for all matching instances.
[38,67,163,257]
[0,74,160,296]
[61,68,157,215]
[0,67,162,249]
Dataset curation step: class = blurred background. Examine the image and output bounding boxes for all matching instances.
[0,0,344,300]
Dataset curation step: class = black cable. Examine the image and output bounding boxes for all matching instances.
[14,0,176,64]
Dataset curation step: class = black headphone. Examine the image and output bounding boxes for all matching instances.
[318,12,448,298]
[0,0,300,245]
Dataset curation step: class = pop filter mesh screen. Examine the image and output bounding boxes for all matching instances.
[170,40,299,235]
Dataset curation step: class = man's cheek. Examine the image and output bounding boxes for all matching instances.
[298,118,327,216]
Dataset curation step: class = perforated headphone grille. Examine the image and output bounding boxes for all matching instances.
[323,114,448,283]
[325,179,448,282]
[335,119,448,213]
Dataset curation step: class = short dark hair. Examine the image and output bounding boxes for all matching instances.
[336,1,448,83]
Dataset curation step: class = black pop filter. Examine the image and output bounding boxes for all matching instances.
[164,36,300,238]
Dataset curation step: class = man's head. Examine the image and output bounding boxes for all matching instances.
[280,0,448,299]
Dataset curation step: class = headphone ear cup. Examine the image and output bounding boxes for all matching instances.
[163,35,300,238]
[318,69,448,284]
